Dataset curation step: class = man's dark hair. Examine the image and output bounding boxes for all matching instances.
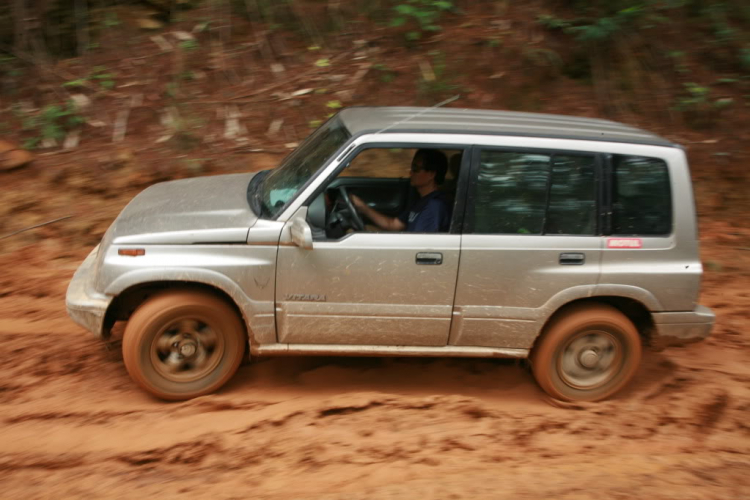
[415,149,448,185]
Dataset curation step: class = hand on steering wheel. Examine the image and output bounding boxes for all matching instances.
[338,186,365,231]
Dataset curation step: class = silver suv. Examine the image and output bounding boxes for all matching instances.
[66,107,715,402]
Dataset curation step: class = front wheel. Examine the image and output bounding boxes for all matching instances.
[531,304,641,402]
[122,290,246,400]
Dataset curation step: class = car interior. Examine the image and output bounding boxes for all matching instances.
[306,147,463,240]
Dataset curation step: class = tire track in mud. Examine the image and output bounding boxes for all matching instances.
[1,249,749,498]
[2,371,749,489]
[1,350,749,499]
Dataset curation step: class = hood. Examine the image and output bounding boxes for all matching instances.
[109,173,259,245]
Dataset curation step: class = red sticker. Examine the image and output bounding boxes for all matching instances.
[607,238,643,249]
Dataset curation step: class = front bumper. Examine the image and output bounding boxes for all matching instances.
[651,305,715,349]
[66,246,113,337]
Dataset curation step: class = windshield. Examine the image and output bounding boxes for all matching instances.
[260,117,350,218]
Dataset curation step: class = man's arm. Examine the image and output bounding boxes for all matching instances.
[351,195,406,231]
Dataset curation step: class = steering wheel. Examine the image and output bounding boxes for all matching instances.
[338,186,365,232]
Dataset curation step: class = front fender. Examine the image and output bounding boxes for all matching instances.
[106,267,276,345]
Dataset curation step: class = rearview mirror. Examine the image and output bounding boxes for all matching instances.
[290,218,313,250]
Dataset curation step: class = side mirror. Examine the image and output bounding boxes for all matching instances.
[290,217,313,250]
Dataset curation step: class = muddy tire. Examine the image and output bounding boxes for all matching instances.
[122,290,246,401]
[530,303,641,402]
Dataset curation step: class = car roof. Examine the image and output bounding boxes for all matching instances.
[338,106,676,148]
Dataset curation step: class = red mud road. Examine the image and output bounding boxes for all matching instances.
[0,225,749,499]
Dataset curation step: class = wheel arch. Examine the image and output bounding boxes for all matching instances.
[533,296,656,351]
[104,280,250,344]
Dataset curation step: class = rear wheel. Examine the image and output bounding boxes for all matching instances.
[122,290,245,400]
[531,304,641,402]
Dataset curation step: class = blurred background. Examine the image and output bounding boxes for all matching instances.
[0,1,749,498]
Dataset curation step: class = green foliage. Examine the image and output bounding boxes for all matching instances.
[104,12,120,28]
[740,47,750,71]
[538,0,748,54]
[537,14,571,31]
[22,138,41,150]
[165,82,179,99]
[373,63,397,83]
[486,37,501,48]
[537,6,645,44]
[417,51,459,100]
[21,101,85,148]
[702,2,736,45]
[62,78,88,88]
[62,67,116,91]
[675,82,734,127]
[0,55,24,90]
[390,0,454,42]
[668,51,690,74]
[315,58,331,68]
[568,16,623,42]
[179,40,199,51]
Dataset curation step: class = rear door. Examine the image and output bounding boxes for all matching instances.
[450,147,603,349]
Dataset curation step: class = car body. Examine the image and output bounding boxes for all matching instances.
[66,106,715,401]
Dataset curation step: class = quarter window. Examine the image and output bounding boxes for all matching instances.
[471,150,596,235]
[611,156,671,235]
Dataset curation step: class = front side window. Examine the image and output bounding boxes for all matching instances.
[308,147,461,239]
[611,155,671,235]
[472,150,596,235]
[260,117,350,218]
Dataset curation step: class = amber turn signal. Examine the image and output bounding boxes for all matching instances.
[118,248,145,257]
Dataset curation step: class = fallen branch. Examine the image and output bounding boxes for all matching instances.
[227,49,355,102]
[0,216,73,241]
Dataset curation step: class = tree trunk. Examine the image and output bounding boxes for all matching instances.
[12,0,28,53]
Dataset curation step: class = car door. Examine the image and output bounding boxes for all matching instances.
[273,145,466,347]
[450,146,603,349]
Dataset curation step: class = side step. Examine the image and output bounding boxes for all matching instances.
[253,344,529,358]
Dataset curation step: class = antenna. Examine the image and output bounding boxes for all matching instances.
[374,94,460,135]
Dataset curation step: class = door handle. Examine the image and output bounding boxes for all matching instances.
[559,252,585,265]
[416,252,443,265]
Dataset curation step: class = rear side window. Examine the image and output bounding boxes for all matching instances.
[611,156,672,235]
[473,151,550,234]
[471,150,596,235]
[546,155,597,235]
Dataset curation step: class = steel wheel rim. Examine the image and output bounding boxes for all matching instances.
[150,317,224,383]
[556,329,623,390]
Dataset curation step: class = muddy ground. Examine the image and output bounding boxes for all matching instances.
[1,164,749,498]
[2,3,750,496]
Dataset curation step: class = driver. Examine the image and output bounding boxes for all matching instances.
[351,149,451,233]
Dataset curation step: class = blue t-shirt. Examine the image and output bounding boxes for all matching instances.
[398,191,451,232]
